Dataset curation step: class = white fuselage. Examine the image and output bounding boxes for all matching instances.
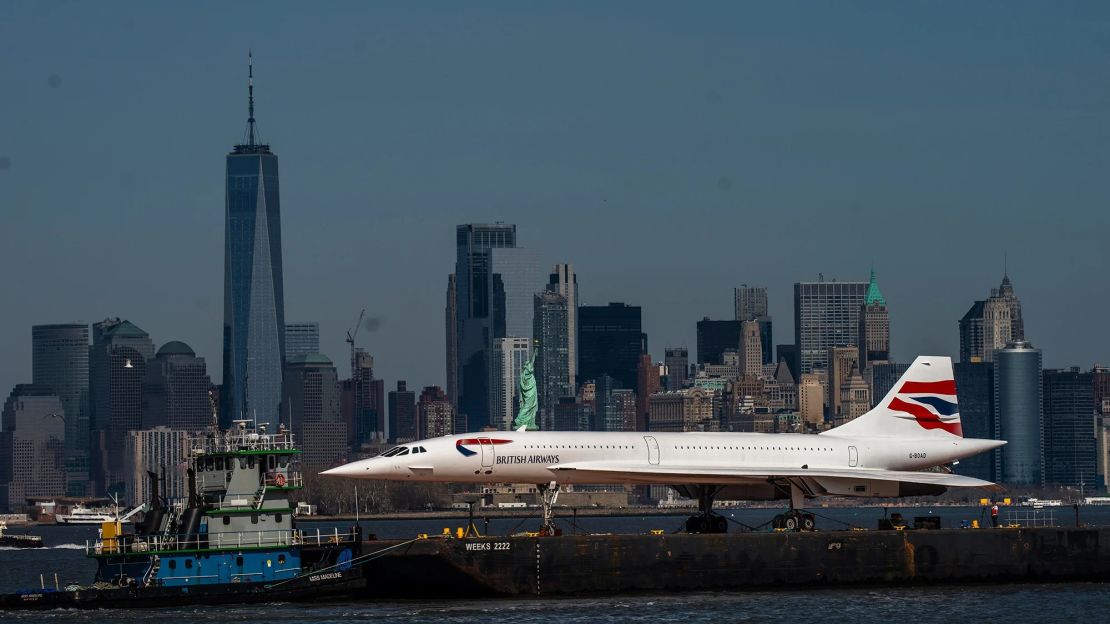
[325,430,996,486]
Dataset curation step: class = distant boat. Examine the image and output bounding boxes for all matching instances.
[1023,498,1063,509]
[0,521,43,548]
[56,506,116,525]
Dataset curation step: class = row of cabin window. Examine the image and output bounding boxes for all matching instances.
[201,455,289,471]
[165,554,287,570]
[382,446,427,457]
[523,445,635,450]
[220,512,283,525]
[674,446,834,451]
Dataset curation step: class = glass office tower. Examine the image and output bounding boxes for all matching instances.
[222,58,286,429]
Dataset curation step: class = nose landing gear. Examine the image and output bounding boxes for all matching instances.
[536,481,562,536]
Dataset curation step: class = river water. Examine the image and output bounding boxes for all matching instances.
[2,506,1108,622]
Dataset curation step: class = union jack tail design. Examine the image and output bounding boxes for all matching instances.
[825,356,963,439]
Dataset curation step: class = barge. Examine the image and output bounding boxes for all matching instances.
[358,526,1110,597]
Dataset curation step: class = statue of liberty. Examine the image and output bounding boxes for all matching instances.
[512,351,539,430]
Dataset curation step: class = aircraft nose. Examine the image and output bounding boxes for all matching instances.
[320,458,389,478]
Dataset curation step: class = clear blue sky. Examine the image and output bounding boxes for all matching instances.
[2,1,1108,397]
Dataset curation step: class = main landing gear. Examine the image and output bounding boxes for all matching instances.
[536,481,562,536]
[771,481,815,532]
[771,510,816,531]
[684,485,729,534]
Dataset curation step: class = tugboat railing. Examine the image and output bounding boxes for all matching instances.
[190,431,298,455]
[87,527,358,556]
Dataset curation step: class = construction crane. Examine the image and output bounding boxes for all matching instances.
[346,308,366,378]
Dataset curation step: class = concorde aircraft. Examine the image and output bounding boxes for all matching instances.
[322,356,1005,533]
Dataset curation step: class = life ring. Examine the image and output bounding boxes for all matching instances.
[274,473,286,487]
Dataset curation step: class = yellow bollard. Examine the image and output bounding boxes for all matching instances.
[971,519,979,529]
[442,527,451,536]
[456,527,464,539]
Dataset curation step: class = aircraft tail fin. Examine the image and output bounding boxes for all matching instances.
[823,356,962,439]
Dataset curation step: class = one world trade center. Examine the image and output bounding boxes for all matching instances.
[222,54,285,429]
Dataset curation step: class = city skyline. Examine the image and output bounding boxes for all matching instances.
[4,3,1110,398]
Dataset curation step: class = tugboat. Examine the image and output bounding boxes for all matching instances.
[1,420,367,609]
[0,521,43,549]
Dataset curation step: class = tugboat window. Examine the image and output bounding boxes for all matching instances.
[267,455,276,470]
[248,456,256,468]
[251,514,259,524]
[223,515,231,525]
[168,560,176,570]
[185,559,193,569]
[275,513,283,522]
[236,556,244,566]
[278,554,286,565]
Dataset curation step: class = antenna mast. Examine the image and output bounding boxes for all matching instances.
[247,51,257,147]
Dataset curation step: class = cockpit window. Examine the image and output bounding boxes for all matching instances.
[418,446,427,453]
[382,447,403,457]
[396,447,409,456]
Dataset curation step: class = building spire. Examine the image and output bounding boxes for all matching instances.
[247,51,256,147]
[864,266,886,307]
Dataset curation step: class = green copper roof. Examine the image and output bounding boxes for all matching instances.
[864,269,886,306]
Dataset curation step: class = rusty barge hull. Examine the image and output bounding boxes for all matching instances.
[359,527,1110,597]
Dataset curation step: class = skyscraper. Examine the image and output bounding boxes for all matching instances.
[282,354,344,468]
[794,279,868,374]
[284,322,320,359]
[603,389,637,432]
[0,385,66,513]
[491,337,531,431]
[636,353,660,431]
[533,290,571,414]
[223,55,286,430]
[797,373,825,428]
[388,381,417,442]
[579,303,645,391]
[548,264,579,391]
[738,320,762,378]
[445,274,458,409]
[125,427,190,507]
[90,318,154,493]
[490,247,542,342]
[454,223,517,430]
[954,361,996,482]
[31,323,89,496]
[869,361,909,408]
[418,386,455,438]
[734,285,772,365]
[1042,368,1096,488]
[994,340,1043,485]
[664,347,689,391]
[347,349,384,444]
[695,319,741,366]
[858,269,890,370]
[142,341,212,431]
[959,273,1024,363]
[827,346,861,423]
